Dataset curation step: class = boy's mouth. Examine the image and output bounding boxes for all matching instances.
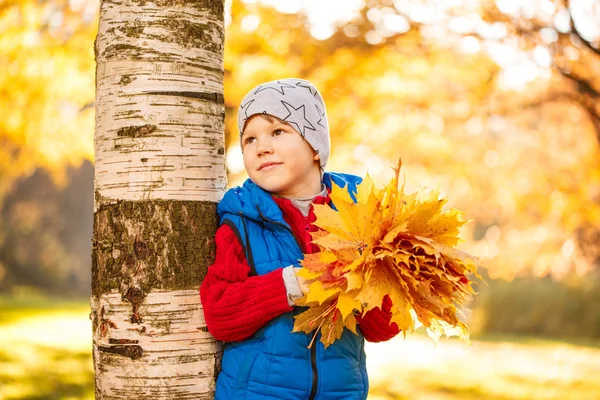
[258,162,282,171]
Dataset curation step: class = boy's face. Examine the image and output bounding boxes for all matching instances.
[241,114,322,198]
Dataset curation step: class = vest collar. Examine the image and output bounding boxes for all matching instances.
[217,172,362,224]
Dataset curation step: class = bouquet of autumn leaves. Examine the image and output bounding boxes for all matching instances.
[293,160,483,348]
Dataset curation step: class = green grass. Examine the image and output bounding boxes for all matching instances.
[0,294,94,400]
[0,344,94,400]
[471,331,600,349]
[1,295,599,399]
[366,331,600,400]
[0,293,90,326]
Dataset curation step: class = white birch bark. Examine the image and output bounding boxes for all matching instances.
[92,0,225,398]
[91,291,221,398]
[94,0,227,207]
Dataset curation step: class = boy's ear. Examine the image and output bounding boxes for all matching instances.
[314,151,320,161]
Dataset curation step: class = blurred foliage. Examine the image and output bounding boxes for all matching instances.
[0,0,96,198]
[223,0,600,284]
[0,0,599,324]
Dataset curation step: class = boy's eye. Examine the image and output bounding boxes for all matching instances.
[244,137,255,145]
[273,129,284,136]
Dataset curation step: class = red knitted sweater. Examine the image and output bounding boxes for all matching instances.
[199,194,400,343]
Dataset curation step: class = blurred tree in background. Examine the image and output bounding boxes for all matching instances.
[0,161,93,295]
[0,0,599,336]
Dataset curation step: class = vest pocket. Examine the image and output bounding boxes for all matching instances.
[258,352,310,399]
[234,350,260,399]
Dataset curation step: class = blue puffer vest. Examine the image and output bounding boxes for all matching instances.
[214,172,368,400]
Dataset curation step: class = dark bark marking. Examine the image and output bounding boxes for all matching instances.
[98,306,119,338]
[98,344,144,360]
[102,43,145,59]
[134,240,148,260]
[119,75,135,85]
[144,90,224,104]
[109,338,140,344]
[117,124,157,138]
[124,286,146,324]
[129,0,224,20]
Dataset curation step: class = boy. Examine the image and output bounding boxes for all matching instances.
[200,78,400,400]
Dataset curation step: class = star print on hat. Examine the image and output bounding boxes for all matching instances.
[237,78,331,169]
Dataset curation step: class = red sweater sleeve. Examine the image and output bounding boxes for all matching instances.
[356,295,401,343]
[199,224,293,342]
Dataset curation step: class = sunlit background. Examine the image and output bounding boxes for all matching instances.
[1,0,600,398]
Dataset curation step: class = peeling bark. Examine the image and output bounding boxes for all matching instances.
[92,200,218,299]
[92,0,225,397]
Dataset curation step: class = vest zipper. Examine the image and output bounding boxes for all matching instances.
[256,205,318,399]
[309,343,318,400]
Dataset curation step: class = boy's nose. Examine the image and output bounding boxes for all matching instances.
[256,138,273,156]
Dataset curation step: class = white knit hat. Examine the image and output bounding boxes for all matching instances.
[237,78,330,169]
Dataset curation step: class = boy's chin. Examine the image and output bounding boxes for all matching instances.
[257,182,286,194]
[255,179,298,198]
[248,176,281,192]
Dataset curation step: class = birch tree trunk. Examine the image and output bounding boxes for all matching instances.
[91,0,226,398]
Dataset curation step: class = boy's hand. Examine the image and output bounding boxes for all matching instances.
[294,269,311,295]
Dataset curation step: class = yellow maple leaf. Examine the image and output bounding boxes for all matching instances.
[293,159,484,348]
[337,291,362,321]
[305,280,341,305]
